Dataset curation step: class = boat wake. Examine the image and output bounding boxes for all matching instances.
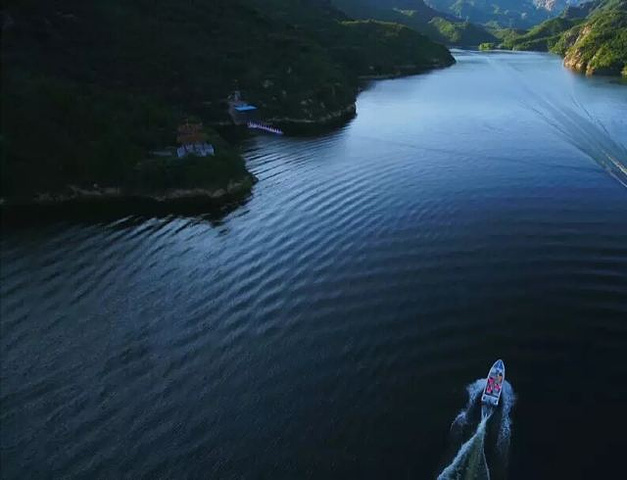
[528,94,627,188]
[437,379,515,480]
[482,52,627,188]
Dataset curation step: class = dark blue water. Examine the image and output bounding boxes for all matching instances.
[2,51,627,479]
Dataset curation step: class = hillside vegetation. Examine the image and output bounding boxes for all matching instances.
[492,0,627,77]
[1,0,454,203]
[557,0,627,75]
[245,0,454,77]
[426,0,581,28]
[332,0,498,45]
[500,17,584,51]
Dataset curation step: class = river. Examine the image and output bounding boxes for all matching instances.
[1,51,626,479]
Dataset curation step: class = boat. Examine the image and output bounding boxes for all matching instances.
[481,359,505,406]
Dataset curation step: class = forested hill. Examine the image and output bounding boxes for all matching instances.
[558,0,627,76]
[425,0,585,28]
[4,0,453,122]
[244,0,454,78]
[494,0,627,77]
[331,0,499,45]
[1,0,454,201]
[3,0,355,125]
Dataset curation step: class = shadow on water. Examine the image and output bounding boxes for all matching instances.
[0,193,251,230]
[438,379,516,480]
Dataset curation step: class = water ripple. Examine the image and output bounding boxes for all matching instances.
[2,52,627,480]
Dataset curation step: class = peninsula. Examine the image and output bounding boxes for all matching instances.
[1,0,454,209]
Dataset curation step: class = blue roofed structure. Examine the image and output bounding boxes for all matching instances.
[234,104,257,112]
[228,91,259,124]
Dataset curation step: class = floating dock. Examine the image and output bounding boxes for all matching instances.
[247,122,284,135]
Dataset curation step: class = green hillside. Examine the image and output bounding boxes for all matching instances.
[428,17,498,45]
[500,17,584,51]
[245,0,454,76]
[1,0,454,203]
[332,0,497,45]
[557,1,627,76]
[493,0,627,77]
[425,0,573,28]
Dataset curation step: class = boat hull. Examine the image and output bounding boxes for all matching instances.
[481,359,505,406]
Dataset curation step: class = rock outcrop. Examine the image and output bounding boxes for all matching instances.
[559,2,627,76]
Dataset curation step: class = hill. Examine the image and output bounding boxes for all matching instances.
[331,0,498,45]
[499,17,584,51]
[426,0,585,28]
[245,0,454,76]
[1,0,454,205]
[557,0,627,76]
[493,0,627,77]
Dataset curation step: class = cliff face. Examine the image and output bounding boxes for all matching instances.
[498,0,627,77]
[558,2,627,76]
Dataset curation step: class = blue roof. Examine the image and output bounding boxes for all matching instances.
[234,105,257,112]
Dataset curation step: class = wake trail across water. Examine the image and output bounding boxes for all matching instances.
[438,379,515,480]
[482,52,627,188]
[528,95,627,188]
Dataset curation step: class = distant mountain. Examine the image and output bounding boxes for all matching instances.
[332,0,451,28]
[534,0,591,12]
[331,0,498,45]
[561,0,602,18]
[426,0,585,27]
[335,0,454,21]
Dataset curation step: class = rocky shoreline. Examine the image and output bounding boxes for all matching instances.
[2,60,458,219]
[0,102,358,215]
[562,25,627,77]
[1,175,256,211]
[563,53,627,78]
[266,104,357,126]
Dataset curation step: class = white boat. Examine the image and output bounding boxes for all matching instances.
[481,359,505,406]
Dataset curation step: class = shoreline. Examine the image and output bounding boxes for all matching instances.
[357,59,456,80]
[476,47,626,78]
[1,61,456,219]
[0,175,256,220]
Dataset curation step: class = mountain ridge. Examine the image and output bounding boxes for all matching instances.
[427,0,585,27]
[332,0,499,45]
[487,0,627,77]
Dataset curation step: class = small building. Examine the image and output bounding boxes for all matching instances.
[176,121,215,158]
[228,90,258,125]
[176,143,215,158]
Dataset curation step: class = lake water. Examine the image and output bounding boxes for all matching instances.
[2,51,627,479]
